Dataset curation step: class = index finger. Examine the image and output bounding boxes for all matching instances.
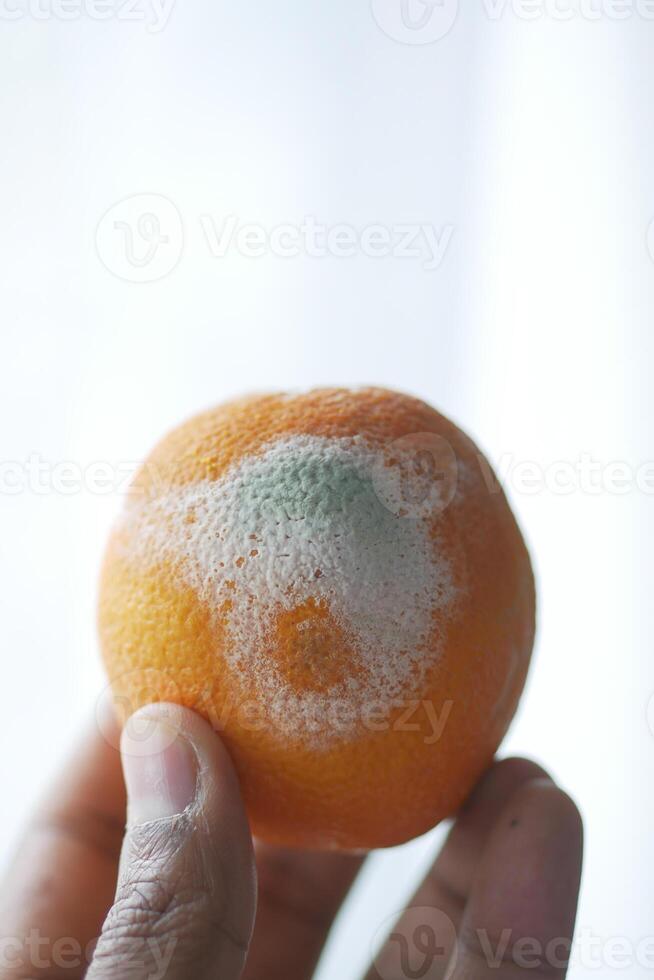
[0,711,126,978]
[450,778,583,978]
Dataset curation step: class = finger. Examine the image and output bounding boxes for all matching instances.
[0,711,126,979]
[367,757,548,980]
[87,703,256,980]
[449,778,583,978]
[242,842,364,980]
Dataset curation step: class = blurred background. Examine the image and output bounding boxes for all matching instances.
[0,2,652,976]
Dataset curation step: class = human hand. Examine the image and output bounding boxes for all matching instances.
[0,703,582,979]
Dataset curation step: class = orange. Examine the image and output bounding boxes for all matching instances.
[99,387,535,850]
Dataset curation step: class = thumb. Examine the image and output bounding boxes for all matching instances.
[87,703,256,980]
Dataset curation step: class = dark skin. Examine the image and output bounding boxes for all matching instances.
[0,704,583,979]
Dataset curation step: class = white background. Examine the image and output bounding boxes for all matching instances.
[0,1,652,977]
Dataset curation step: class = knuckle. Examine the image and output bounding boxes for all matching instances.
[108,868,216,943]
[92,871,217,977]
[91,823,250,973]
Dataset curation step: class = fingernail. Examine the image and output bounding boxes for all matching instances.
[121,714,198,825]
